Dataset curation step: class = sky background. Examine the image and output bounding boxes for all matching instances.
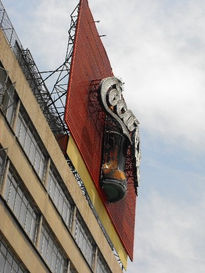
[2,0,205,272]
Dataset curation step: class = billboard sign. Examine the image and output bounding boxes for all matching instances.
[65,0,140,260]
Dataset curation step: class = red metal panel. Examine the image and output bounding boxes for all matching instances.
[65,0,136,260]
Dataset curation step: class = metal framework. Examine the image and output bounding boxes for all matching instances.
[39,3,79,126]
[15,46,68,134]
[0,0,80,136]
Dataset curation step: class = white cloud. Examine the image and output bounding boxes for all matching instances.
[128,190,205,273]
[89,0,205,149]
[14,0,78,69]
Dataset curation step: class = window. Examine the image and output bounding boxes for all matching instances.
[16,111,46,180]
[74,214,94,267]
[3,84,17,125]
[0,66,18,126]
[0,154,3,175]
[96,253,111,273]
[0,235,28,273]
[0,66,7,106]
[48,167,73,230]
[0,148,6,185]
[39,223,67,273]
[4,168,39,243]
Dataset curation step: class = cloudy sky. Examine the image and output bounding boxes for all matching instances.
[2,0,205,272]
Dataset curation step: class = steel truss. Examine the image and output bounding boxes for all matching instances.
[38,3,80,127]
[15,45,68,134]
[0,0,66,134]
[0,0,80,136]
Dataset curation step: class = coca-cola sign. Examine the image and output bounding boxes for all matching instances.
[100,77,141,202]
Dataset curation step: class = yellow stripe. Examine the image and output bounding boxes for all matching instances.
[67,136,128,269]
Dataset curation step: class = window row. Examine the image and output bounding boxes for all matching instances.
[4,168,39,243]
[0,152,112,273]
[0,219,109,273]
[0,64,113,272]
[40,224,67,273]
[1,155,112,273]
[48,168,73,230]
[49,169,111,273]
[48,166,97,269]
[0,63,46,182]
[1,164,71,273]
[0,235,28,273]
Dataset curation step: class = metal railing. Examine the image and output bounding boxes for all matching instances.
[0,0,23,52]
[0,0,68,135]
